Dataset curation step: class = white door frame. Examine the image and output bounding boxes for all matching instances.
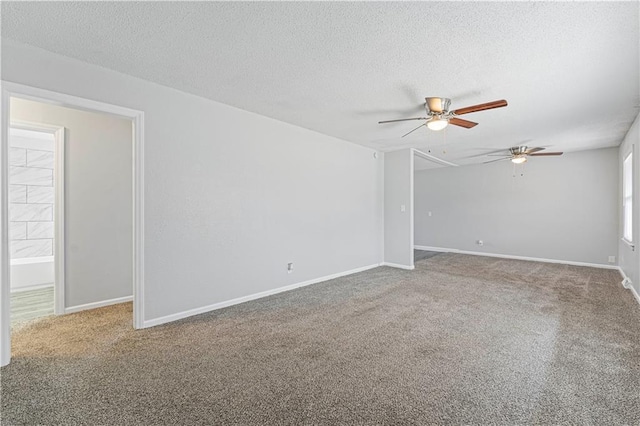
[9,121,66,315]
[1,81,145,366]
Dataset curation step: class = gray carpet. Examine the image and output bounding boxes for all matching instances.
[1,254,639,425]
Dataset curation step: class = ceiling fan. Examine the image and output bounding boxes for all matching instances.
[378,97,508,137]
[484,146,564,164]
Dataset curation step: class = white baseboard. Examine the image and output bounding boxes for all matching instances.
[619,267,631,289]
[144,263,381,328]
[381,262,415,270]
[65,295,133,314]
[616,267,639,307]
[629,285,640,306]
[414,245,451,253]
[414,245,618,270]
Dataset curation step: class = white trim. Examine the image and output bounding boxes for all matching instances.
[65,295,133,314]
[414,245,619,270]
[619,267,632,289]
[144,263,380,328]
[10,120,62,134]
[628,284,640,306]
[10,283,53,293]
[10,256,53,265]
[3,83,143,119]
[414,245,452,253]
[54,126,65,315]
[413,148,459,167]
[132,113,145,330]
[0,81,145,367]
[381,262,415,270]
[409,149,415,270]
[1,84,11,366]
[617,267,640,307]
[621,238,635,251]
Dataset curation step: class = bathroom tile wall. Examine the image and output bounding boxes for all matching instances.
[9,129,56,259]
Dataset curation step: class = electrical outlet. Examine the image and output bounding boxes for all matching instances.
[608,256,616,264]
[400,205,406,212]
[287,262,294,273]
[477,240,484,246]
[428,211,432,217]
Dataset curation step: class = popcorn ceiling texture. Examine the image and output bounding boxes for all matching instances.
[1,2,638,164]
[2,254,639,424]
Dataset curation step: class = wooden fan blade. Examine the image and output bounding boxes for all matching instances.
[525,147,545,154]
[378,117,426,124]
[529,152,563,156]
[401,123,426,138]
[449,117,478,129]
[483,157,511,164]
[453,99,508,115]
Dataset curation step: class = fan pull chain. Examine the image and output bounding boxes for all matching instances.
[441,126,447,155]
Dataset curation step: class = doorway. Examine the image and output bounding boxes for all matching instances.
[413,149,457,264]
[8,124,64,328]
[1,82,145,366]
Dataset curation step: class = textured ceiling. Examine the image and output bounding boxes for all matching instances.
[2,2,639,168]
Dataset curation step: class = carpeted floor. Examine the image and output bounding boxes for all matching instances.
[1,254,639,425]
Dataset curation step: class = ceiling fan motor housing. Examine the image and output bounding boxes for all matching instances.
[510,146,528,155]
[425,97,452,115]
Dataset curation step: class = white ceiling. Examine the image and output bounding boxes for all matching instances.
[2,2,638,169]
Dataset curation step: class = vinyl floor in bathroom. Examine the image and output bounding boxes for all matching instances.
[11,286,54,327]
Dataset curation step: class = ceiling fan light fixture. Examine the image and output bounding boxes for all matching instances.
[426,116,449,131]
[511,155,527,164]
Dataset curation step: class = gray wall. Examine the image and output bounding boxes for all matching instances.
[2,39,384,322]
[384,149,413,268]
[414,147,619,266]
[11,98,133,308]
[618,113,639,296]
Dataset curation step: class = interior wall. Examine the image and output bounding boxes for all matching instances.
[1,39,384,323]
[414,147,619,266]
[11,98,133,308]
[383,149,413,268]
[618,113,640,297]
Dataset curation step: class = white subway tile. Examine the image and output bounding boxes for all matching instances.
[10,204,53,222]
[27,150,54,169]
[10,166,53,186]
[9,185,27,203]
[27,186,54,204]
[10,239,52,259]
[10,222,27,240]
[10,148,26,166]
[27,222,54,239]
